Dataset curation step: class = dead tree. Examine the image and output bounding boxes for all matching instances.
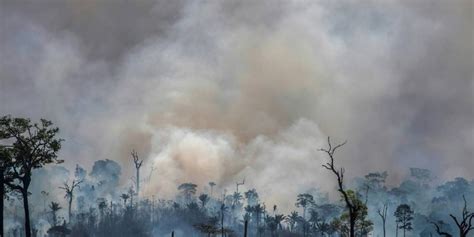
[431,221,453,237]
[431,195,473,237]
[59,179,83,222]
[319,137,359,237]
[450,196,474,237]
[131,150,143,199]
[377,203,388,237]
[236,178,245,193]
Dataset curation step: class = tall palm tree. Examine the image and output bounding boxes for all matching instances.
[286,211,300,233]
[49,202,62,226]
[296,193,315,237]
[274,214,286,230]
[296,193,315,220]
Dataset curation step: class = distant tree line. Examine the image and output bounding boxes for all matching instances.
[1,115,473,237]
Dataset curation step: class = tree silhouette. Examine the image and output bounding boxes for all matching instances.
[245,189,259,207]
[0,145,14,237]
[193,223,218,237]
[377,202,389,237]
[286,211,300,233]
[59,178,83,222]
[274,214,285,230]
[431,220,454,237]
[319,136,361,237]
[432,195,474,237]
[394,204,414,237]
[121,193,130,207]
[208,182,216,197]
[0,116,63,237]
[49,202,62,226]
[198,194,210,209]
[178,183,197,204]
[449,196,474,237]
[296,193,315,237]
[131,150,143,200]
[296,193,314,220]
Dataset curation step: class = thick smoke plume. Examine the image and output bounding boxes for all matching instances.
[0,0,472,210]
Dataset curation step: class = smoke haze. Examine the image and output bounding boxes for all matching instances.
[1,0,472,210]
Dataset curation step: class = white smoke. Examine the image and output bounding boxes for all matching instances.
[0,0,472,210]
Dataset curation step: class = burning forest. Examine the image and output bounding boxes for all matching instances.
[0,0,472,236]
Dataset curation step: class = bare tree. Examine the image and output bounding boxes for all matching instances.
[131,150,143,199]
[319,137,360,237]
[59,179,83,222]
[448,196,473,237]
[236,178,245,193]
[377,203,388,237]
[431,221,453,237]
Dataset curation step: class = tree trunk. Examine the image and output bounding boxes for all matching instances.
[244,220,248,237]
[22,189,31,237]
[68,196,72,223]
[136,169,140,199]
[403,228,405,237]
[0,172,4,237]
[382,219,386,237]
[349,212,355,237]
[221,210,224,237]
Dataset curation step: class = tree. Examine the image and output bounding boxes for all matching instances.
[449,195,474,237]
[120,193,130,207]
[377,202,388,237]
[193,223,218,237]
[319,136,361,237]
[338,190,373,236]
[432,195,474,237]
[59,178,83,222]
[431,220,453,237]
[362,171,388,205]
[296,193,315,220]
[296,193,315,237]
[131,150,143,199]
[208,182,216,197]
[0,116,63,237]
[178,183,197,204]
[286,211,300,233]
[0,145,14,237]
[199,194,210,209]
[245,189,259,207]
[49,202,62,226]
[220,202,228,237]
[394,204,414,237]
[274,214,285,231]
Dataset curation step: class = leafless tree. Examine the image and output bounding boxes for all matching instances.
[431,221,453,237]
[236,178,245,193]
[131,150,143,199]
[59,179,83,222]
[431,195,473,237]
[377,202,388,237]
[319,136,360,237]
[449,196,473,237]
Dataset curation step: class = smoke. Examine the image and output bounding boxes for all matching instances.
[0,0,472,210]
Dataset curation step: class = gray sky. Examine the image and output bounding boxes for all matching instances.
[0,0,472,206]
